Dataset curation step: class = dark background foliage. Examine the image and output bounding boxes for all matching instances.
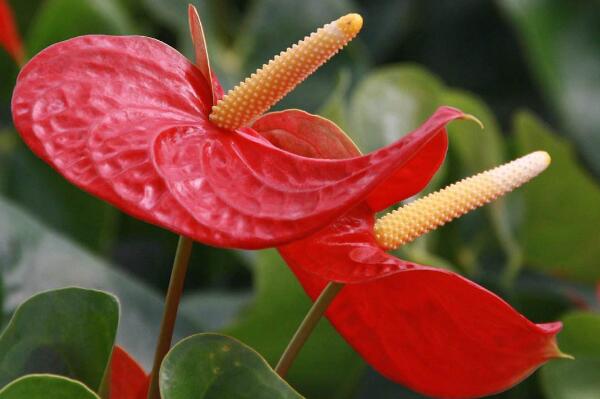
[0,0,599,398]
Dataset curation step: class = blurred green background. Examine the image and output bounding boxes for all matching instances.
[1,0,599,398]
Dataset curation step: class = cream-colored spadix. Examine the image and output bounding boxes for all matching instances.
[375,151,551,250]
[209,14,363,130]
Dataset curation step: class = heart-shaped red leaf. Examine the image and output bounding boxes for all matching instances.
[12,34,461,248]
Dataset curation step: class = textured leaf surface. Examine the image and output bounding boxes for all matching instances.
[0,288,118,391]
[541,312,600,399]
[110,346,148,399]
[513,111,600,282]
[12,37,464,248]
[0,375,100,399]
[160,333,303,399]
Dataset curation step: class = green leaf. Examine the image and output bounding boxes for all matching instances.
[26,0,136,55]
[160,333,303,399]
[512,111,600,282]
[318,69,352,131]
[4,142,118,253]
[224,250,364,399]
[0,288,118,391]
[499,0,600,176]
[0,375,100,399]
[0,196,196,368]
[347,64,444,153]
[438,90,521,282]
[540,312,600,399]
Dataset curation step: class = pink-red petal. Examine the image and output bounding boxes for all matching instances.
[252,109,361,159]
[110,346,149,399]
[279,204,417,282]
[284,250,563,398]
[156,107,463,247]
[253,108,450,212]
[12,34,462,248]
[0,0,24,64]
[188,4,221,104]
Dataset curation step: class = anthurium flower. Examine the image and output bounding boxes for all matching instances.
[0,0,23,64]
[10,6,451,250]
[110,346,149,399]
[265,116,566,398]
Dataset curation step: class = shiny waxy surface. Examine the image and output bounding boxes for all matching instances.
[11,36,465,248]
[272,111,563,398]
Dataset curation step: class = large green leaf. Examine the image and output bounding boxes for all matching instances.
[0,196,196,367]
[0,288,117,391]
[160,333,303,399]
[540,312,600,399]
[499,0,600,177]
[224,250,364,399]
[347,64,443,153]
[4,141,118,253]
[26,0,136,55]
[512,111,600,282]
[0,375,100,399]
[437,90,521,282]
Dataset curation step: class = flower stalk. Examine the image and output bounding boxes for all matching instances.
[275,282,344,377]
[147,235,193,399]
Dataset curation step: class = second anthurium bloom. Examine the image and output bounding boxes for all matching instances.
[10,4,566,399]
[0,0,24,65]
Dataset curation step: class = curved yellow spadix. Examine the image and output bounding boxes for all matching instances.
[209,14,363,130]
[375,151,551,250]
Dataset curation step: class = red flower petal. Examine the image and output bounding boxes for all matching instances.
[365,128,447,212]
[279,204,413,282]
[0,0,24,64]
[110,346,149,399]
[188,4,222,104]
[12,34,462,248]
[252,109,361,159]
[282,242,562,398]
[157,107,460,247]
[254,108,449,212]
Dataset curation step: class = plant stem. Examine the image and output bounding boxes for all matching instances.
[275,282,344,377]
[147,235,193,399]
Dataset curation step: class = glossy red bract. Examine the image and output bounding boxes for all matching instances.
[11,34,465,248]
[269,110,563,398]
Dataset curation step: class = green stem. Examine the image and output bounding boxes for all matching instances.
[275,282,344,377]
[147,236,193,399]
